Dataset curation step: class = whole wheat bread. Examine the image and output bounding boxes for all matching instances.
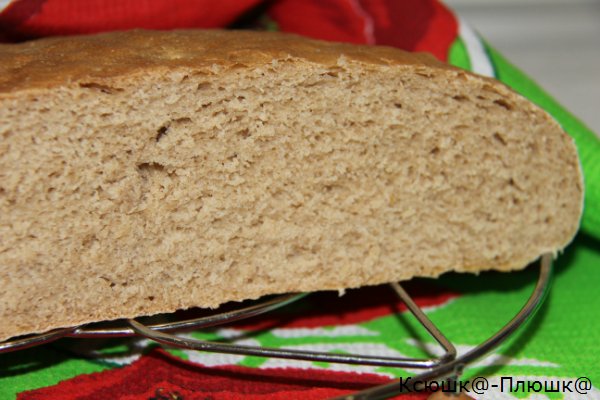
[0,30,583,341]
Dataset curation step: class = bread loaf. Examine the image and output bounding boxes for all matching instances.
[0,30,583,341]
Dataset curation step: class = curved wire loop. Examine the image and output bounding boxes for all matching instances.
[334,253,553,399]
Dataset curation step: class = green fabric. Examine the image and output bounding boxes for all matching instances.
[448,37,471,71]
[1,347,107,398]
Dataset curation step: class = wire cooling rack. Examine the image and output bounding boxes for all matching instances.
[0,254,553,399]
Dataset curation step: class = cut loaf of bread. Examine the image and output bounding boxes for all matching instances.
[0,30,583,341]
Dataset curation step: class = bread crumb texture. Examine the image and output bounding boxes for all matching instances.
[0,30,583,340]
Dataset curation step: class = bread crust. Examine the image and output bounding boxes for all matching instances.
[0,29,463,94]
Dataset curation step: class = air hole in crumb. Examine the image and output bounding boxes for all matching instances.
[155,125,169,142]
[493,99,513,110]
[527,142,539,155]
[212,110,228,117]
[508,178,515,186]
[196,82,211,90]
[236,128,251,139]
[79,82,123,94]
[148,296,155,301]
[430,146,440,155]
[544,216,552,224]
[452,95,468,102]
[174,117,192,124]
[322,71,338,78]
[81,234,97,248]
[100,276,116,288]
[137,162,166,175]
[482,84,497,92]
[394,103,403,109]
[493,132,508,146]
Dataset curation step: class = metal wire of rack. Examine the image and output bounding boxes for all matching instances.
[0,254,553,399]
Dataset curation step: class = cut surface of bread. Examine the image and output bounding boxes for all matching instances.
[0,30,583,341]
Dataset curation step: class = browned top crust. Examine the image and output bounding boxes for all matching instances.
[0,29,458,94]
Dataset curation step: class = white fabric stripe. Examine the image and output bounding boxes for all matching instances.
[271,325,378,338]
[0,0,12,13]
[348,0,376,45]
[458,17,496,77]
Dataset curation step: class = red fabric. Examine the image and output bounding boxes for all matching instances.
[269,0,374,45]
[269,0,458,60]
[0,0,262,40]
[411,0,458,61]
[18,349,428,399]
[0,0,459,60]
